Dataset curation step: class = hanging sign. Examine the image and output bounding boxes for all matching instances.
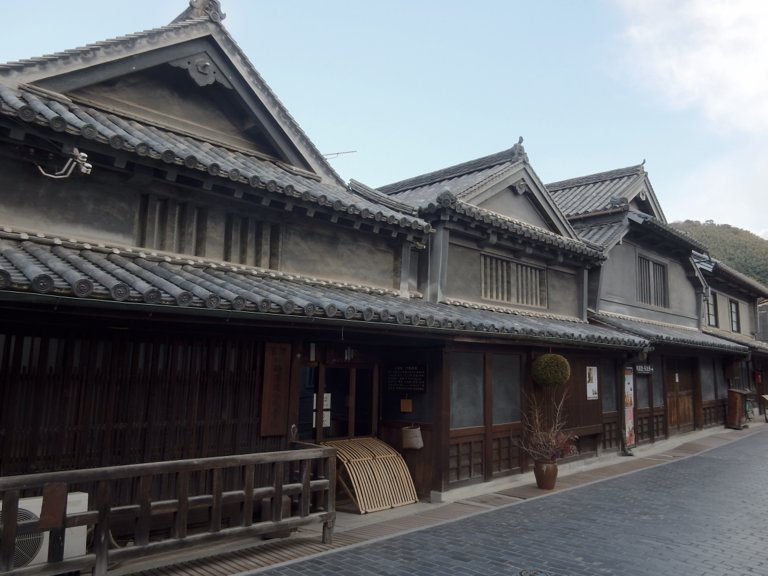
[624,367,636,449]
[586,366,599,400]
[386,365,427,393]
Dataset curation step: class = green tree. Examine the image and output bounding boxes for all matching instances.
[671,220,768,286]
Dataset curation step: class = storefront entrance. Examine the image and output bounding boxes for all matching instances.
[298,364,377,442]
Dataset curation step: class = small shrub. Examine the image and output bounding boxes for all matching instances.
[531,353,570,388]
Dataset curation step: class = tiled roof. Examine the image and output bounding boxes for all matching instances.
[572,218,626,249]
[590,311,748,354]
[419,192,604,260]
[0,18,212,77]
[571,212,707,253]
[0,7,430,234]
[0,231,648,350]
[370,142,597,261]
[702,327,768,355]
[547,164,646,219]
[626,213,707,252]
[378,145,526,196]
[0,10,344,186]
[0,85,430,235]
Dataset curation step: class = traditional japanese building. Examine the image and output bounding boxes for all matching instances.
[693,253,768,405]
[377,143,648,489]
[0,1,647,514]
[3,3,766,572]
[548,164,751,445]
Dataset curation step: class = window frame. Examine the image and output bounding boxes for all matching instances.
[480,253,547,308]
[637,254,668,308]
[729,299,741,332]
[706,292,719,327]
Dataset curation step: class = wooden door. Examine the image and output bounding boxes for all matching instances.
[666,358,694,434]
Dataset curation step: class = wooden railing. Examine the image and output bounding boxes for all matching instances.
[0,442,336,576]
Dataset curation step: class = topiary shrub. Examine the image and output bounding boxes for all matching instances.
[531,353,571,388]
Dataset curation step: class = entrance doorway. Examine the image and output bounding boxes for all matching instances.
[298,365,377,442]
[666,358,695,434]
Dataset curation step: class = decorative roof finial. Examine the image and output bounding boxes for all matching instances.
[511,135,528,162]
[189,0,226,23]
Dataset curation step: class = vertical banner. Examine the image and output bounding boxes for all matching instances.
[586,366,599,400]
[624,367,636,449]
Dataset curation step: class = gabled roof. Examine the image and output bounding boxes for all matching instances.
[0,5,339,184]
[378,143,527,196]
[377,140,578,240]
[547,163,666,222]
[0,2,430,236]
[0,230,648,350]
[590,311,748,354]
[693,252,768,299]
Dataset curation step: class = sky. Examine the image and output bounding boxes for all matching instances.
[2,0,767,238]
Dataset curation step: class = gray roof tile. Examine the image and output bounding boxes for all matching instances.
[547,164,646,218]
[0,231,647,350]
[590,311,748,353]
[418,191,604,260]
[378,145,525,196]
[0,86,430,235]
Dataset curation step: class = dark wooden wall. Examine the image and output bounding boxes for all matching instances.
[0,315,283,482]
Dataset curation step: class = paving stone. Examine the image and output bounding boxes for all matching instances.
[244,428,768,576]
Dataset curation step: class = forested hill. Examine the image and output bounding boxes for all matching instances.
[670,220,768,287]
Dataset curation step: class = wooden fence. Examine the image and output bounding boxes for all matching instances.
[0,442,336,576]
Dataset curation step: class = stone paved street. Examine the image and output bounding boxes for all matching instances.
[246,429,768,576]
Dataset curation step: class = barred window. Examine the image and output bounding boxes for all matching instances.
[224,215,280,268]
[637,255,668,307]
[138,194,207,256]
[481,254,546,307]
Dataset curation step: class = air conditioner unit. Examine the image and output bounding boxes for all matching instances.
[0,491,88,569]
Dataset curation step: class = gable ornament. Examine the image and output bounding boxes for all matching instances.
[189,0,226,23]
[170,52,232,88]
[512,179,529,196]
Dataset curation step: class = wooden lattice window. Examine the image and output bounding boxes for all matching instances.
[138,194,207,256]
[224,215,281,268]
[637,255,668,307]
[481,254,546,307]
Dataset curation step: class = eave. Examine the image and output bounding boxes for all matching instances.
[0,231,648,352]
[421,192,604,265]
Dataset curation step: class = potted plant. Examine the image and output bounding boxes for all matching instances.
[520,354,577,489]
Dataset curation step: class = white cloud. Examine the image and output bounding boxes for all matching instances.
[618,0,768,133]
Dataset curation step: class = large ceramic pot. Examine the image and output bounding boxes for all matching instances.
[533,459,558,490]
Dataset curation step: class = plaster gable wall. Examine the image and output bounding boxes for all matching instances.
[599,241,699,326]
[475,188,551,229]
[444,240,581,317]
[0,156,138,245]
[71,66,284,159]
[281,223,398,289]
